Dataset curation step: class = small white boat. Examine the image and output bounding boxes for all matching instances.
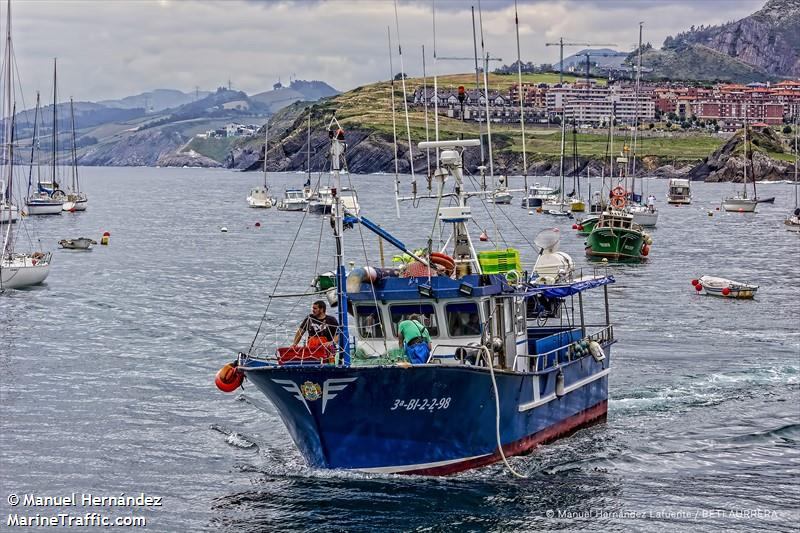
[308,186,335,214]
[522,183,557,208]
[58,237,97,250]
[666,178,692,205]
[628,204,658,227]
[247,186,274,208]
[694,275,758,299]
[339,188,360,215]
[277,189,309,211]
[488,189,513,204]
[0,201,18,223]
[786,208,800,232]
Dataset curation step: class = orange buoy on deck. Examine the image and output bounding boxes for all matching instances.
[215,362,243,392]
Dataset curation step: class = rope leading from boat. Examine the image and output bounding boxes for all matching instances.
[480,346,527,479]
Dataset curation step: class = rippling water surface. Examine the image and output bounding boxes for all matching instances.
[1,167,798,532]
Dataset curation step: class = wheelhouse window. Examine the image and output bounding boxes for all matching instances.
[389,304,439,337]
[355,305,384,339]
[446,302,482,337]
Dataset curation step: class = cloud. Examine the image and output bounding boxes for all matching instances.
[8,0,764,102]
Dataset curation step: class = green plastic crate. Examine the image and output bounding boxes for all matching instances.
[478,248,521,274]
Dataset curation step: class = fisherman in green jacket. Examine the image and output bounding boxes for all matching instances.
[397,314,432,364]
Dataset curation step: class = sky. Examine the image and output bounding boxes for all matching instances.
[8,0,765,103]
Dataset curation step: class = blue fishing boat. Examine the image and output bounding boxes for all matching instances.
[218,131,616,476]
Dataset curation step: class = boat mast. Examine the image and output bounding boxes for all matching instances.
[477,1,495,178]
[631,22,643,201]
[795,118,798,209]
[2,0,11,244]
[742,112,748,199]
[558,108,566,207]
[70,97,78,192]
[52,58,57,190]
[513,0,528,194]
[264,117,269,189]
[329,123,350,364]
[27,93,39,198]
[306,113,311,183]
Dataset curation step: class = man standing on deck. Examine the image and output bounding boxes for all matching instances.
[292,300,339,349]
[397,314,432,364]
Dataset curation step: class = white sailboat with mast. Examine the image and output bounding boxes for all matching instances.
[626,22,657,227]
[25,71,64,216]
[721,115,758,213]
[246,119,274,208]
[785,122,799,232]
[64,97,87,211]
[1,0,51,290]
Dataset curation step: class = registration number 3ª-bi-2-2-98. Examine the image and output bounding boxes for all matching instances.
[390,397,452,411]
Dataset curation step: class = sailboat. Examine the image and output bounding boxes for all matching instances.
[1,0,51,289]
[722,118,758,213]
[568,118,585,212]
[278,114,312,212]
[24,87,64,216]
[625,22,657,228]
[786,124,799,232]
[542,115,572,216]
[63,98,87,211]
[246,119,274,208]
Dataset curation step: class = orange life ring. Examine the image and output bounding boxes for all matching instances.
[610,196,626,209]
[429,252,455,275]
[611,186,626,198]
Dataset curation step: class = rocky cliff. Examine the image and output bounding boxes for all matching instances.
[687,127,794,181]
[665,0,800,77]
[78,128,187,167]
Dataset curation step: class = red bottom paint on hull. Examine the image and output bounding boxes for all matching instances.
[404,400,609,476]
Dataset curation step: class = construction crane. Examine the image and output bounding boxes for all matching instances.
[545,38,617,84]
[578,51,624,85]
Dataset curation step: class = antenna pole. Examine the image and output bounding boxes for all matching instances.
[432,1,440,167]
[471,6,485,166]
[477,1,494,177]
[422,45,431,184]
[394,0,416,197]
[514,0,528,193]
[388,27,401,218]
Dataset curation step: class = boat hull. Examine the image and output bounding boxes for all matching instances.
[25,201,63,215]
[241,353,610,475]
[630,209,658,227]
[490,193,513,204]
[0,204,19,223]
[576,216,599,236]
[667,197,691,205]
[585,227,646,261]
[1,257,50,289]
[722,198,757,213]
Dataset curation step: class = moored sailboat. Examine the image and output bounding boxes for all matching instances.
[785,123,799,232]
[1,0,51,290]
[246,119,275,208]
[722,119,758,213]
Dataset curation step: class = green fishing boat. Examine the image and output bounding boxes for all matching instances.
[574,215,599,236]
[585,210,651,261]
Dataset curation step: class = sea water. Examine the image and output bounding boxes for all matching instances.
[1,167,798,532]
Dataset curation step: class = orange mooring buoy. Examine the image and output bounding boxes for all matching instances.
[215,362,243,392]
